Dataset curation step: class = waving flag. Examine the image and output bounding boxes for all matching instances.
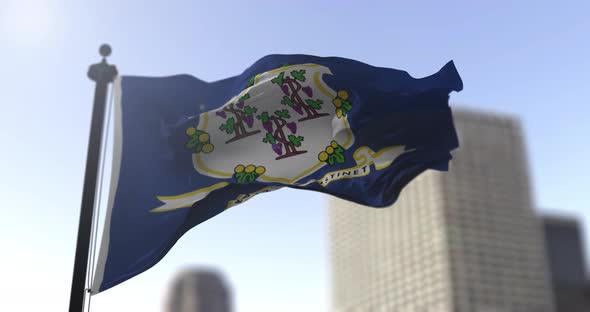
[92,54,463,293]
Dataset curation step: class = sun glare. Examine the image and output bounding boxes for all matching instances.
[0,1,61,45]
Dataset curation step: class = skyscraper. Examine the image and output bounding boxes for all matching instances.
[329,109,555,311]
[166,268,232,312]
[543,215,590,311]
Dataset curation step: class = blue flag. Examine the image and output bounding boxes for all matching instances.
[92,54,462,293]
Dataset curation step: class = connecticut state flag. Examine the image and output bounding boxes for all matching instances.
[91,54,463,293]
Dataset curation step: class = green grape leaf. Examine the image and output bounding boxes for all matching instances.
[239,93,251,103]
[328,155,335,166]
[291,70,306,82]
[305,99,323,109]
[220,117,235,134]
[246,76,255,88]
[263,132,276,144]
[288,135,304,147]
[271,72,285,86]
[185,135,199,149]
[275,109,291,119]
[342,99,353,111]
[281,96,293,107]
[244,105,257,116]
[257,112,270,122]
[246,173,257,183]
[238,174,246,183]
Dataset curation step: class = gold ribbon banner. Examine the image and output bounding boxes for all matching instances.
[151,181,229,212]
[299,145,411,187]
[151,146,410,213]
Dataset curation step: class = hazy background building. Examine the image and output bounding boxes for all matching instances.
[329,109,555,311]
[166,268,232,312]
[543,215,590,312]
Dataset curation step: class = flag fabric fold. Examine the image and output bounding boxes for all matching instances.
[92,54,462,293]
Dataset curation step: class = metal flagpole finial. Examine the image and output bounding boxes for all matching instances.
[88,44,118,83]
[99,44,112,58]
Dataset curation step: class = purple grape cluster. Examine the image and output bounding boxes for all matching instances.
[272,143,283,155]
[243,115,254,127]
[262,121,273,133]
[281,85,290,95]
[292,105,303,115]
[286,122,297,134]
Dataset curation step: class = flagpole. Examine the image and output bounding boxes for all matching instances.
[69,44,118,312]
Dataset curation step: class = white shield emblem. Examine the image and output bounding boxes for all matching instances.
[190,64,355,185]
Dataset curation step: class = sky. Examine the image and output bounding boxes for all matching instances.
[0,0,589,311]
